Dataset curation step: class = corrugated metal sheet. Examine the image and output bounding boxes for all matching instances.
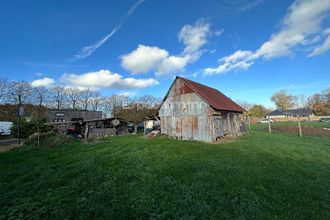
[159,77,247,142]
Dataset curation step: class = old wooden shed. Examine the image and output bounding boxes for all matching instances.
[159,77,247,142]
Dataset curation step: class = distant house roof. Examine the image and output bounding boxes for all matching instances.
[266,109,287,116]
[266,108,313,117]
[286,108,314,116]
[173,77,245,112]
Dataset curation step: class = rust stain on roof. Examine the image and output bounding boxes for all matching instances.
[177,77,245,113]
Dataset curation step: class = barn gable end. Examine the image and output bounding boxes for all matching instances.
[159,77,247,142]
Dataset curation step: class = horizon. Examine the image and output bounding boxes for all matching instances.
[1,0,329,108]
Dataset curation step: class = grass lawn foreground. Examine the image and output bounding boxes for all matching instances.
[0,123,330,219]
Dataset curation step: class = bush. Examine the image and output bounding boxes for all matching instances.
[11,120,53,139]
[23,131,76,147]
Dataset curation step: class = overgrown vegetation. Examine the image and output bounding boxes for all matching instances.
[0,123,329,219]
[11,120,53,139]
[23,131,77,148]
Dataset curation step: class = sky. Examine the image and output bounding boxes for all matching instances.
[0,0,329,108]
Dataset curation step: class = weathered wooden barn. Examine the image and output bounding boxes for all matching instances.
[159,77,247,142]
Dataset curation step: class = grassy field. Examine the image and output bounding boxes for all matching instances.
[0,123,330,219]
[272,121,330,128]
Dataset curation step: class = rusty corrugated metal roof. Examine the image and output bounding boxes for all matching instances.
[178,77,245,112]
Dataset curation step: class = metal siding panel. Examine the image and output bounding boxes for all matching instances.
[181,116,192,140]
[160,85,221,142]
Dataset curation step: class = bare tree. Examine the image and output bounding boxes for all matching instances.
[102,94,126,117]
[236,100,251,111]
[8,81,32,104]
[322,88,330,105]
[32,86,49,108]
[80,89,91,110]
[66,88,82,110]
[8,81,32,144]
[271,90,295,110]
[50,86,67,110]
[0,78,9,104]
[31,86,49,147]
[307,93,322,108]
[90,91,103,111]
[138,95,162,108]
[297,94,307,108]
[116,97,159,134]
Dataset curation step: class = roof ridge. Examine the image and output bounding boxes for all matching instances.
[178,76,219,92]
[177,76,245,112]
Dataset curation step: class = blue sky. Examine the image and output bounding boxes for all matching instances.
[0,0,329,107]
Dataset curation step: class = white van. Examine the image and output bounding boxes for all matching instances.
[0,121,13,136]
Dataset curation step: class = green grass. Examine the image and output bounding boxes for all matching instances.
[1,124,330,219]
[272,121,330,128]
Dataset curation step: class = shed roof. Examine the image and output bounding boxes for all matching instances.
[175,77,245,112]
[84,117,130,123]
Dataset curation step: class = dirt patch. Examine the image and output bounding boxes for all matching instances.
[0,144,19,152]
[273,126,330,136]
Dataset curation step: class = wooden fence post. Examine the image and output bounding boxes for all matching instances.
[268,117,272,133]
[298,119,302,137]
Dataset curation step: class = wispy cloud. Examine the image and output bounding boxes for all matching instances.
[204,0,330,75]
[74,0,146,60]
[239,0,269,12]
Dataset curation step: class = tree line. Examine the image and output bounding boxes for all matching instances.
[238,88,330,118]
[0,78,162,121]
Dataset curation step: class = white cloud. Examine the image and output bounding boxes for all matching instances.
[121,45,192,76]
[31,77,55,87]
[121,20,211,75]
[220,50,253,63]
[204,0,330,75]
[178,20,210,55]
[204,60,254,75]
[157,55,190,76]
[121,45,169,74]
[309,35,330,56]
[61,69,158,90]
[253,0,330,59]
[204,50,254,75]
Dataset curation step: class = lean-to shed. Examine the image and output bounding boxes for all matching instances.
[159,76,247,142]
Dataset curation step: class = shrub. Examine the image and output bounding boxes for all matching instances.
[11,120,53,139]
[23,131,76,148]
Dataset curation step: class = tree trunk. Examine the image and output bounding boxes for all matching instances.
[37,123,40,148]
